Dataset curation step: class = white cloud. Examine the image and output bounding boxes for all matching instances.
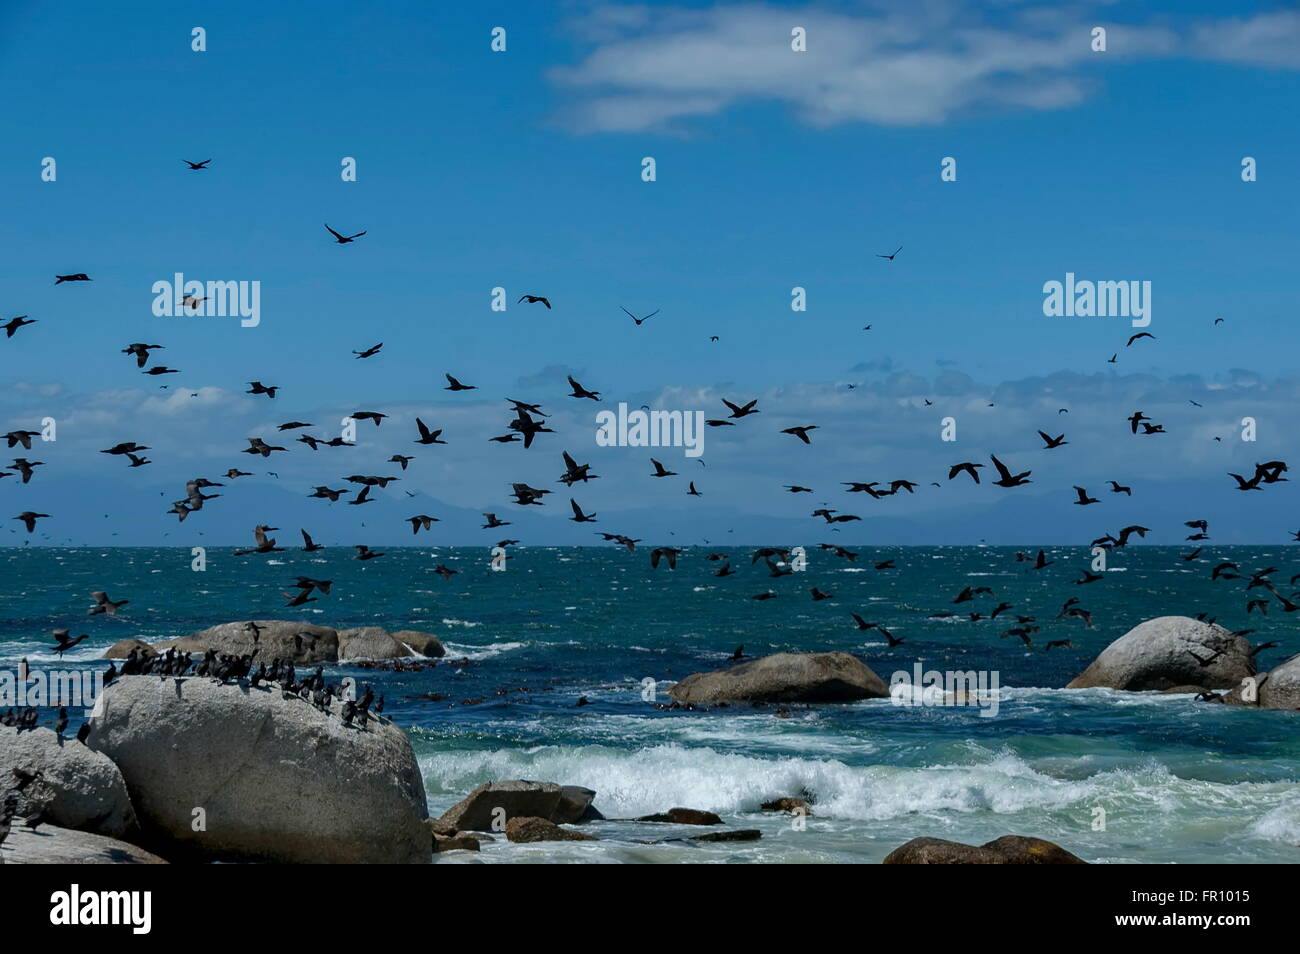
[549,2,1290,133]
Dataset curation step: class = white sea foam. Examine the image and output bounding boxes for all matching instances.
[440,640,526,660]
[418,742,1300,845]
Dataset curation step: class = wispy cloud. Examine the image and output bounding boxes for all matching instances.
[549,2,1296,133]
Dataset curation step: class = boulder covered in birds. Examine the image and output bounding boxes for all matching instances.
[669,651,889,704]
[102,638,155,660]
[87,675,430,863]
[1065,616,1254,691]
[435,779,602,831]
[155,620,339,664]
[505,816,599,843]
[636,807,722,825]
[883,835,1087,864]
[1222,654,1300,711]
[0,725,139,838]
[390,630,446,658]
[337,627,412,661]
[1,823,167,864]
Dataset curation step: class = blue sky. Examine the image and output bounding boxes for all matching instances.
[1,0,1298,545]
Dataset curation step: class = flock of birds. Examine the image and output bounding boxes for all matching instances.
[3,169,1297,690]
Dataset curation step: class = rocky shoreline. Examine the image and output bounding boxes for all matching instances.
[2,614,1294,864]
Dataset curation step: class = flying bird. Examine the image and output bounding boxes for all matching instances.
[325,223,366,244]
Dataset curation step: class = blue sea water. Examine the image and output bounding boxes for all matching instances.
[2,544,1298,864]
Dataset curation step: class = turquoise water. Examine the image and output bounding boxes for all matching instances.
[3,545,1298,863]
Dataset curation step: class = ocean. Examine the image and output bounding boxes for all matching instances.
[3,544,1298,864]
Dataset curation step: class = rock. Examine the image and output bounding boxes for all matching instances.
[505,816,599,843]
[670,651,890,704]
[1160,685,1211,694]
[557,785,604,823]
[1223,655,1300,710]
[761,797,813,815]
[691,829,761,842]
[390,630,446,658]
[636,807,722,825]
[432,832,481,853]
[883,835,1087,864]
[0,726,138,838]
[103,639,155,660]
[981,835,1089,864]
[337,627,411,661]
[87,675,429,863]
[157,620,340,665]
[1065,616,1254,691]
[437,780,602,831]
[1,824,167,864]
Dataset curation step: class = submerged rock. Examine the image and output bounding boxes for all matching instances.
[437,780,602,831]
[636,807,722,825]
[0,726,138,838]
[505,816,599,843]
[88,675,430,864]
[670,651,889,704]
[1066,616,1254,691]
[883,835,1087,864]
[1,824,167,864]
[691,829,761,843]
